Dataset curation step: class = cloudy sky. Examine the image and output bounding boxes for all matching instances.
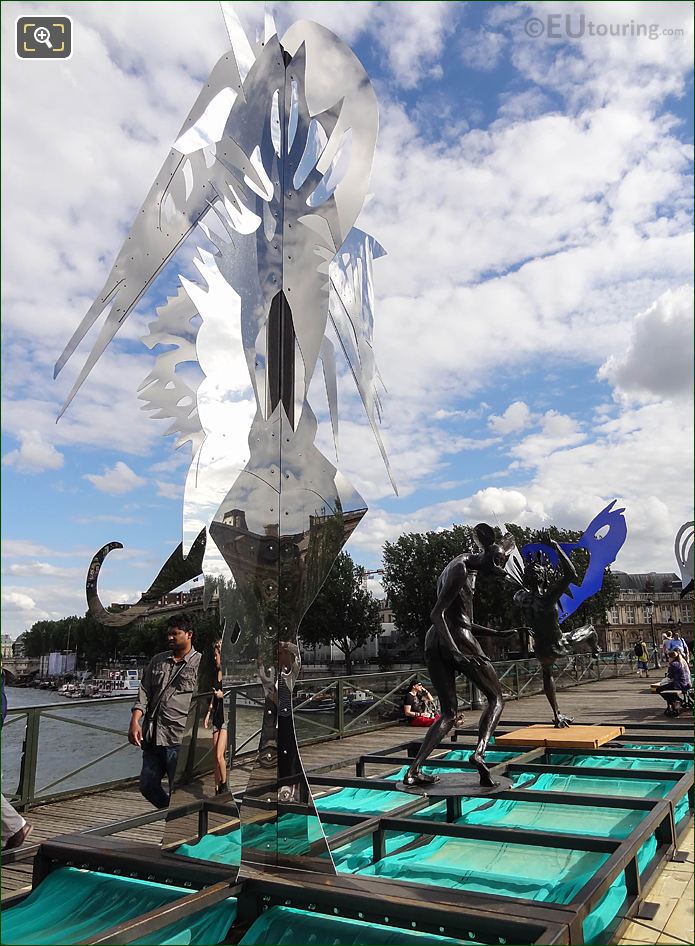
[2,1,693,638]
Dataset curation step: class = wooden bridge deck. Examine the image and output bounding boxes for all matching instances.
[2,673,692,942]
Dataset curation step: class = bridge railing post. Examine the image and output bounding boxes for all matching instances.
[17,706,40,809]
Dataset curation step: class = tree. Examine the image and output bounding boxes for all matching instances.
[299,552,381,674]
[382,526,517,653]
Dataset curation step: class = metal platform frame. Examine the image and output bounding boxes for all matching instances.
[5,719,692,946]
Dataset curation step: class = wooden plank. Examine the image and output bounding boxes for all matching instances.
[495,723,625,749]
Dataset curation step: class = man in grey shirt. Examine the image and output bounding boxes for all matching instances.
[129,614,201,808]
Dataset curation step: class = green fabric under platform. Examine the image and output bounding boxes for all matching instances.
[441,749,521,763]
[513,769,679,799]
[621,743,693,752]
[0,867,237,946]
[453,795,648,839]
[175,816,347,864]
[549,752,693,772]
[238,906,479,945]
[358,833,609,902]
[315,786,412,814]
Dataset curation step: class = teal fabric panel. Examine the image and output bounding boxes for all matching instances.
[1,867,237,946]
[453,795,646,840]
[581,834,658,944]
[175,814,349,864]
[441,749,520,764]
[333,828,417,873]
[315,786,412,814]
[332,795,644,874]
[549,752,692,772]
[636,834,658,874]
[675,794,690,823]
[176,829,241,865]
[512,770,675,799]
[130,898,237,945]
[621,743,693,752]
[238,906,478,945]
[358,835,608,903]
[581,873,626,944]
[332,801,447,872]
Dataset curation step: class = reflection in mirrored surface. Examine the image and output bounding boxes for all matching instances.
[58,11,395,878]
[162,635,241,862]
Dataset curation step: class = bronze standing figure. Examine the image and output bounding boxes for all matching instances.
[404,524,518,788]
[512,540,599,728]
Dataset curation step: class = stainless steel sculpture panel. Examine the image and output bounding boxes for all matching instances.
[57,7,393,877]
[675,521,694,597]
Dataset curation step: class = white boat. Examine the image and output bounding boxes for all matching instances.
[88,668,141,698]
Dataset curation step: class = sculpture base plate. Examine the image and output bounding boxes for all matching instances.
[396,773,513,797]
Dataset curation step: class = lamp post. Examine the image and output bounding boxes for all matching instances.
[645,598,655,648]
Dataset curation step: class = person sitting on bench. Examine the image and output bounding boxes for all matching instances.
[657,648,692,715]
[403,680,439,727]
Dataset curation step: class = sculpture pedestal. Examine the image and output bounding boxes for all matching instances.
[396,773,513,797]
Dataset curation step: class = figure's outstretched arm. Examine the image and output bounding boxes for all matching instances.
[430,561,469,660]
[471,622,521,639]
[547,539,577,602]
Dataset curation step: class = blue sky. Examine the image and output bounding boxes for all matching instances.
[2,1,693,637]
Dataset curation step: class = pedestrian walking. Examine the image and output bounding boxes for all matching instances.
[1,669,33,849]
[128,615,201,808]
[634,638,650,678]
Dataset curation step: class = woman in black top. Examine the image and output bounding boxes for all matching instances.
[204,640,227,794]
[402,680,438,727]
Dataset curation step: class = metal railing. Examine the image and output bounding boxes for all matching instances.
[2,653,636,809]
[225,653,637,758]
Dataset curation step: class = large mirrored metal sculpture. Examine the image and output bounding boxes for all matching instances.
[403,525,519,791]
[675,522,694,598]
[56,7,395,876]
[508,501,628,727]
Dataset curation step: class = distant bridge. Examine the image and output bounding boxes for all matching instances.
[2,658,40,684]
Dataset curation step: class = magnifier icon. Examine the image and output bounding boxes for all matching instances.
[34,26,53,49]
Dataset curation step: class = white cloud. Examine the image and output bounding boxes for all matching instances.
[2,429,64,473]
[489,401,533,434]
[1,589,50,625]
[157,481,183,500]
[460,27,508,72]
[509,411,587,467]
[2,590,40,611]
[84,461,146,494]
[1,539,91,559]
[349,398,693,576]
[598,286,694,401]
[5,562,80,579]
[371,1,459,88]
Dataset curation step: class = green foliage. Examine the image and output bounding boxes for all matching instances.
[382,525,515,650]
[299,552,381,673]
[17,605,223,670]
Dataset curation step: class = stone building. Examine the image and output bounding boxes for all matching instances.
[604,572,693,653]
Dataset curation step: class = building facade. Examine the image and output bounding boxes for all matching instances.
[604,572,693,653]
